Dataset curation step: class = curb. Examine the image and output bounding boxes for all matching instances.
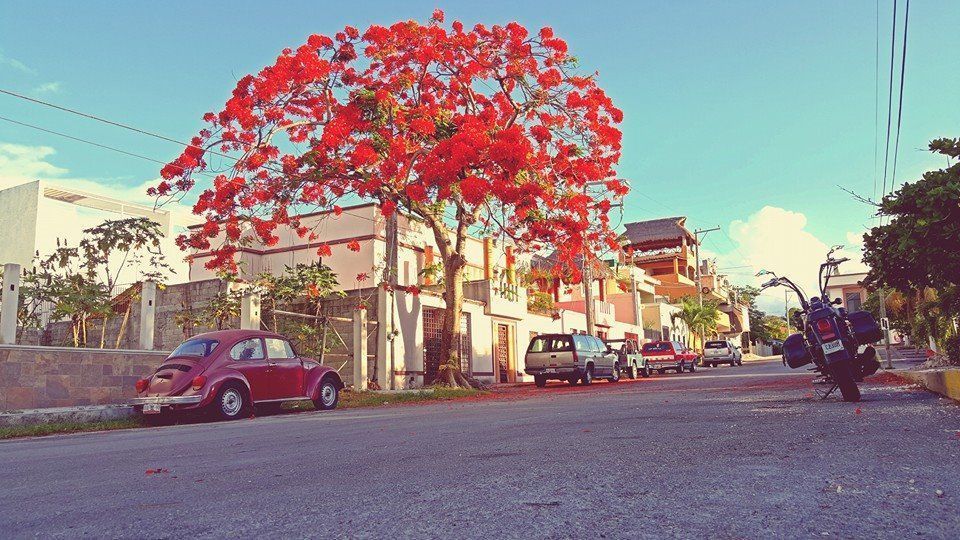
[0,404,135,427]
[885,368,960,403]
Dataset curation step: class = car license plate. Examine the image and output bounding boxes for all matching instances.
[143,403,162,414]
[543,368,556,374]
[822,340,843,355]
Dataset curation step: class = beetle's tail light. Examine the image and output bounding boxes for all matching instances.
[135,378,149,393]
[191,375,207,391]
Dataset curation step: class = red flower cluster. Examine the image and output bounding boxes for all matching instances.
[155,11,626,281]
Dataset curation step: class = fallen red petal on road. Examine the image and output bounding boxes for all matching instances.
[855,408,862,415]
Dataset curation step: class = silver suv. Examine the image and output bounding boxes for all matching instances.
[525,333,620,387]
[703,340,743,367]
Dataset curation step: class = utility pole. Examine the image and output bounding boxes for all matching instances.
[583,245,595,336]
[581,181,623,337]
[878,289,892,368]
[693,226,720,307]
[784,288,790,336]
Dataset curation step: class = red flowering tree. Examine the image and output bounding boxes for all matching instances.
[154,11,626,387]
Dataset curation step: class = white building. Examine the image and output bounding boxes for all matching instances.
[187,203,666,388]
[0,180,192,283]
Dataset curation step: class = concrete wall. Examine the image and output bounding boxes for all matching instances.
[0,344,168,411]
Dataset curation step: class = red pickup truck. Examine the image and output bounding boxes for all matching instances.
[640,340,700,374]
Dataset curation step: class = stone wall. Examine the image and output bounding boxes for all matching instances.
[0,344,168,411]
[40,279,235,351]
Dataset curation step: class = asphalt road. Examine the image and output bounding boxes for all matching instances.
[2,359,959,539]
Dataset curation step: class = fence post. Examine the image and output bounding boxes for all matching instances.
[138,280,157,350]
[353,306,368,390]
[240,292,261,330]
[1,263,21,344]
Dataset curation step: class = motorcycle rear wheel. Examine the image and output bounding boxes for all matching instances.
[831,361,861,402]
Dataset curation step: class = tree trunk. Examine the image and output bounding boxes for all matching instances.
[437,258,473,388]
[99,315,107,349]
[115,304,131,349]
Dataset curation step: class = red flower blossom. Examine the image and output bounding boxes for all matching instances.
[346,240,361,252]
[153,13,625,296]
[381,200,397,216]
[356,272,370,282]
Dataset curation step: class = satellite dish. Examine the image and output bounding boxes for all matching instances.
[701,286,711,294]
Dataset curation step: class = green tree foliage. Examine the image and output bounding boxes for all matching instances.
[863,138,960,292]
[862,138,960,361]
[22,218,171,347]
[673,297,721,350]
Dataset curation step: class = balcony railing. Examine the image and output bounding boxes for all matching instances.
[463,278,527,320]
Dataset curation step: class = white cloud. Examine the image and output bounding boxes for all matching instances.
[0,50,35,74]
[717,206,867,313]
[31,81,62,95]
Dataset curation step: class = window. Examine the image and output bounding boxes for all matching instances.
[705,341,728,349]
[230,338,265,361]
[642,342,671,353]
[265,338,295,359]
[169,338,218,358]
[845,291,863,312]
[529,336,573,353]
[573,334,593,352]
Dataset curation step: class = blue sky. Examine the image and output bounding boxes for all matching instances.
[1,1,957,309]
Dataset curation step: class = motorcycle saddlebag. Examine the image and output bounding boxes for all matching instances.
[783,333,812,368]
[848,310,883,344]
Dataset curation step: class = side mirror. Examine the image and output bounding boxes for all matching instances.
[833,298,843,305]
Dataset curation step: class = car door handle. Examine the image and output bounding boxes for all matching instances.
[550,354,557,358]
[267,361,278,367]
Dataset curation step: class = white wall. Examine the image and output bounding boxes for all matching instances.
[0,181,40,267]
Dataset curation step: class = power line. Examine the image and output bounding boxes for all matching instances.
[872,0,880,211]
[888,0,910,211]
[0,114,214,178]
[879,0,898,219]
[0,88,243,166]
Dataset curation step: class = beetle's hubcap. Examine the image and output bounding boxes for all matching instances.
[321,384,336,406]
[221,389,242,416]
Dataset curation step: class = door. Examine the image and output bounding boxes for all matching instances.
[229,338,272,401]
[495,324,513,383]
[423,309,472,385]
[264,338,304,399]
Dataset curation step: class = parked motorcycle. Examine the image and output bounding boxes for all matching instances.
[758,246,883,402]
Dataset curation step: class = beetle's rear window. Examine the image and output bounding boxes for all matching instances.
[169,338,219,358]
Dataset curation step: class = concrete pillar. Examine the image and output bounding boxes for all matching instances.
[483,238,493,280]
[138,280,157,350]
[1,263,21,344]
[375,287,391,390]
[353,306,368,390]
[240,292,261,330]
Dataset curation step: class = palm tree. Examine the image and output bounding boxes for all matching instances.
[673,297,721,352]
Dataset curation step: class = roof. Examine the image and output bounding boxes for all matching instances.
[189,329,286,342]
[621,217,696,247]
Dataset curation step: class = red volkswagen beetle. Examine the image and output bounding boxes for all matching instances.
[132,329,344,422]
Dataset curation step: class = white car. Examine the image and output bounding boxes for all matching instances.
[702,340,743,367]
